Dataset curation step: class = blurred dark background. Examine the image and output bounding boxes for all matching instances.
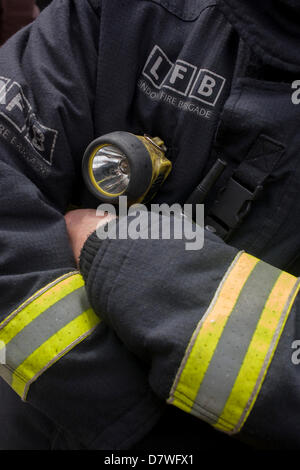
[0,0,53,45]
[36,0,52,9]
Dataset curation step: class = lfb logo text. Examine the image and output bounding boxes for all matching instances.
[142,45,226,107]
[0,77,58,165]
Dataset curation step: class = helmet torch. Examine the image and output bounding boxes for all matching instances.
[82,131,172,205]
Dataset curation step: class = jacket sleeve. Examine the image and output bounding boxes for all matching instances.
[80,213,300,448]
[0,0,162,450]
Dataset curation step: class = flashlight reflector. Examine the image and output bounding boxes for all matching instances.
[91,145,130,196]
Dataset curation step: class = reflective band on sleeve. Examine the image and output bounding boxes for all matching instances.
[168,252,300,434]
[0,272,100,400]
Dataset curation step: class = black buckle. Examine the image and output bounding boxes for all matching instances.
[205,177,262,240]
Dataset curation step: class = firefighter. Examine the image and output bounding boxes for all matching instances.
[0,0,300,450]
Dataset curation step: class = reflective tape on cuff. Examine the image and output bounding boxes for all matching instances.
[0,272,100,400]
[168,252,300,434]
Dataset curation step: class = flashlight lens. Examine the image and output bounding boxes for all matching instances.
[92,145,130,195]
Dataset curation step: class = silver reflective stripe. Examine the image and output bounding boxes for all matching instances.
[0,364,11,384]
[3,286,90,386]
[193,261,280,423]
[169,253,300,434]
[0,273,100,400]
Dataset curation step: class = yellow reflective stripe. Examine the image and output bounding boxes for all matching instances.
[169,252,299,435]
[215,271,300,433]
[169,252,259,411]
[0,273,84,344]
[171,397,191,414]
[0,272,100,400]
[12,308,99,400]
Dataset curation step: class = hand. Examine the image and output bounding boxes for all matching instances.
[65,209,116,267]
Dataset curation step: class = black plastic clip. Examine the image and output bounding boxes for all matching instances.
[205,177,263,240]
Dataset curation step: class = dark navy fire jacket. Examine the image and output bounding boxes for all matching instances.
[0,0,300,450]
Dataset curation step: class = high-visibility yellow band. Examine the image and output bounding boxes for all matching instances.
[169,252,258,412]
[0,272,85,343]
[215,271,300,433]
[168,252,300,434]
[12,308,100,400]
[0,272,100,400]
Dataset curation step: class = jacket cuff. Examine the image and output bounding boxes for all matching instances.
[80,230,104,281]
